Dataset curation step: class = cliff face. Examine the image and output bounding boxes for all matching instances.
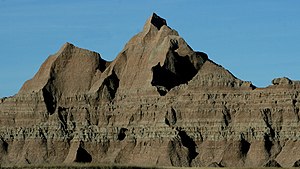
[1,13,300,167]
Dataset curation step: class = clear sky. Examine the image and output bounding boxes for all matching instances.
[1,0,300,97]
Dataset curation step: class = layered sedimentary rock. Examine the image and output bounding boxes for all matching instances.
[1,13,300,167]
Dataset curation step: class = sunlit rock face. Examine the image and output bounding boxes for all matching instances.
[1,13,300,167]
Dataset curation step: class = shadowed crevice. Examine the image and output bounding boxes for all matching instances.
[165,107,177,126]
[293,160,300,167]
[100,71,120,101]
[221,106,231,130]
[261,108,278,157]
[264,133,273,156]
[117,128,128,141]
[57,106,68,131]
[75,146,92,163]
[178,130,198,166]
[42,84,57,115]
[262,108,275,138]
[240,134,250,156]
[263,159,281,167]
[0,138,8,153]
[151,50,207,96]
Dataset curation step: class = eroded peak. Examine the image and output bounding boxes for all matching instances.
[144,13,167,31]
[57,42,75,55]
[150,13,167,30]
[61,42,74,49]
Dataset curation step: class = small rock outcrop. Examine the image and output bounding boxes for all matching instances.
[0,13,300,167]
[272,77,293,85]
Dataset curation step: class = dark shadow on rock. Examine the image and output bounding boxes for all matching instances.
[151,48,207,96]
[263,159,281,167]
[293,159,300,167]
[240,134,251,156]
[100,70,120,101]
[264,133,274,156]
[150,13,167,30]
[117,128,128,141]
[42,85,57,115]
[0,138,8,153]
[57,106,68,131]
[178,130,198,165]
[75,146,92,163]
[221,107,231,130]
[165,107,177,126]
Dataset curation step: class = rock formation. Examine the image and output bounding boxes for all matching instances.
[0,13,300,167]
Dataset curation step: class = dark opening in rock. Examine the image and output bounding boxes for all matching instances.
[151,49,207,96]
[42,85,57,115]
[117,128,128,141]
[293,159,300,167]
[240,135,250,156]
[101,71,120,101]
[25,158,31,164]
[165,118,170,126]
[0,138,8,152]
[178,130,198,165]
[264,133,273,156]
[293,99,297,106]
[75,146,92,163]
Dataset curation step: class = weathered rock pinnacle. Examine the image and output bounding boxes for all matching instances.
[148,12,167,30]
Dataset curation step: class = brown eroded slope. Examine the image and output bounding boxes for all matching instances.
[0,13,300,167]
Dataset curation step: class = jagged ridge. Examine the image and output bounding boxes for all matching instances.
[0,13,300,167]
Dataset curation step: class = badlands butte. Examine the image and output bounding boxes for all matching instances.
[1,13,300,168]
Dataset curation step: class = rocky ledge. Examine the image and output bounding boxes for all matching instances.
[1,13,300,167]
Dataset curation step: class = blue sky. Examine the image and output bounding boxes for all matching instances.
[1,0,300,97]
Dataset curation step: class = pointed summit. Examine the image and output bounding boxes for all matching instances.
[56,42,75,55]
[149,13,167,30]
[143,13,167,31]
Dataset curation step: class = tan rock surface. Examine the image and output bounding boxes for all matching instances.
[1,13,300,167]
